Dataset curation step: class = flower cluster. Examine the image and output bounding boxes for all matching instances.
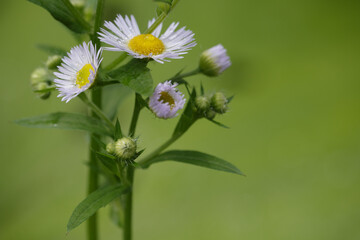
[44,14,231,118]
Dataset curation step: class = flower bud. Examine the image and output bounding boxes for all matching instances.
[70,0,85,10]
[211,92,228,114]
[46,55,62,69]
[34,82,51,100]
[114,137,137,159]
[199,44,231,77]
[195,96,210,112]
[106,142,115,155]
[30,67,48,86]
[205,109,216,119]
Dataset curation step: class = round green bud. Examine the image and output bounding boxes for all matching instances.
[211,92,228,114]
[70,0,85,10]
[195,96,210,112]
[46,55,62,69]
[114,137,137,159]
[205,109,216,119]
[34,82,51,100]
[30,67,48,85]
[106,142,115,155]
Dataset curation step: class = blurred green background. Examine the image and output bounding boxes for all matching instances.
[1,0,360,239]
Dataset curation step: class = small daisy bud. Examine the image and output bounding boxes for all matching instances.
[30,67,48,86]
[205,109,216,119]
[106,142,115,155]
[199,44,231,77]
[211,92,228,114]
[34,82,51,100]
[46,55,62,69]
[195,96,210,112]
[114,137,137,159]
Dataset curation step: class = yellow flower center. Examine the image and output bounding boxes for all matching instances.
[76,64,95,88]
[159,91,175,109]
[128,34,165,56]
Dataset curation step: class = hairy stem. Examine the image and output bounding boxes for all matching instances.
[87,1,104,240]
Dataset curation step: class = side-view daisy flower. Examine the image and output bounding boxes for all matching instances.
[54,41,103,102]
[149,81,186,119]
[199,44,231,77]
[99,15,196,63]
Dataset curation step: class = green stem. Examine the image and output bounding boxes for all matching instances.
[87,88,102,240]
[79,93,115,132]
[104,53,128,71]
[123,166,134,240]
[87,1,104,239]
[169,68,200,82]
[138,135,179,167]
[122,93,143,240]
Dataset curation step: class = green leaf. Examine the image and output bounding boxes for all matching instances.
[108,59,153,96]
[96,152,119,177]
[154,0,173,4]
[172,88,198,137]
[110,201,124,228]
[15,112,112,136]
[200,82,205,95]
[207,119,230,129]
[28,0,91,33]
[103,84,132,121]
[36,44,67,56]
[141,150,244,175]
[227,95,234,103]
[114,119,123,140]
[67,184,128,232]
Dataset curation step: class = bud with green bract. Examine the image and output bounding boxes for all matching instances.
[195,96,210,112]
[114,137,137,160]
[30,67,48,86]
[46,55,62,69]
[211,92,228,114]
[199,44,231,77]
[34,82,51,100]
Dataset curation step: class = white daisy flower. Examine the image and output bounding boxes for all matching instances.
[98,15,196,63]
[149,81,186,119]
[54,41,103,102]
[199,44,231,77]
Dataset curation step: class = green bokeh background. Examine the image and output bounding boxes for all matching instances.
[1,0,359,239]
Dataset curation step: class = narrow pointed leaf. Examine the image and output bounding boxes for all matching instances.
[96,152,119,177]
[172,88,198,137]
[108,59,153,96]
[200,82,205,95]
[207,119,230,129]
[114,119,123,139]
[15,112,112,136]
[67,184,128,232]
[141,150,244,175]
[28,0,91,33]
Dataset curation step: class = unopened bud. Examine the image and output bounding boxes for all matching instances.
[70,0,85,10]
[46,55,62,69]
[106,142,115,155]
[211,92,228,114]
[30,67,48,85]
[34,82,51,100]
[205,109,216,119]
[114,137,137,159]
[199,44,231,77]
[195,96,210,112]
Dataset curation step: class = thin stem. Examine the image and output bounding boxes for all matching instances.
[91,0,104,47]
[122,93,143,240]
[123,166,134,240]
[128,93,142,137]
[169,68,200,82]
[79,93,115,132]
[87,88,102,240]
[104,53,128,71]
[138,135,179,167]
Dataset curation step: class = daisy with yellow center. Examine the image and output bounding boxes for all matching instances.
[54,41,103,102]
[98,15,196,63]
[149,81,186,119]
